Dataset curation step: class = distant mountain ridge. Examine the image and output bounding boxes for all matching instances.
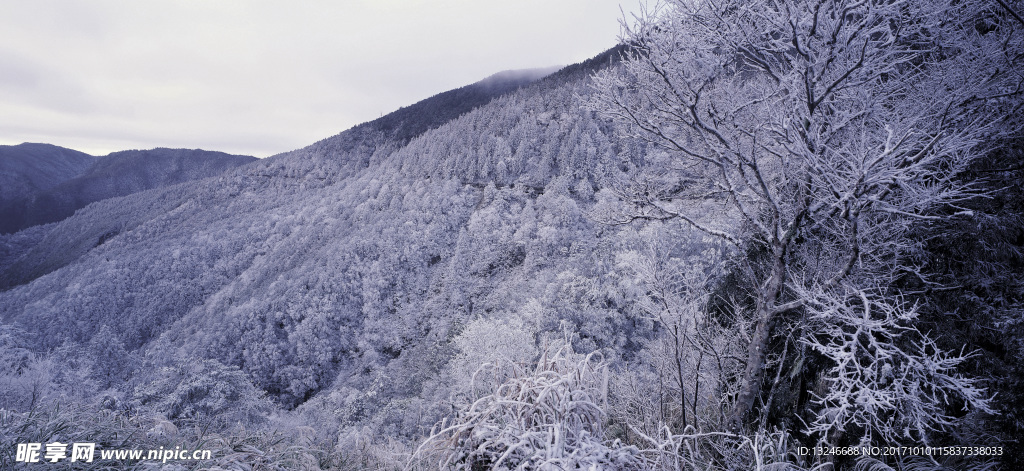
[0,143,95,202]
[0,147,256,234]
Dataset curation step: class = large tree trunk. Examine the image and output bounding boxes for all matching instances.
[727,244,786,432]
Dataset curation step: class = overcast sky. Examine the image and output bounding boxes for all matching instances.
[0,1,638,157]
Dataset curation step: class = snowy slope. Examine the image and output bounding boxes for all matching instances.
[0,46,660,429]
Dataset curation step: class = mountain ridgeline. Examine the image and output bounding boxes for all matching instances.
[357,66,561,145]
[0,143,95,202]
[0,147,256,235]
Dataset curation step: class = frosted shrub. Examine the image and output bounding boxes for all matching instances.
[800,288,993,444]
[134,359,272,428]
[414,344,644,470]
[449,316,539,396]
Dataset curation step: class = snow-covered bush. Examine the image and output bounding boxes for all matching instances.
[801,287,993,444]
[448,316,539,397]
[134,359,272,428]
[415,344,644,470]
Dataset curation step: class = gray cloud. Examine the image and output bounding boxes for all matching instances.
[0,1,637,157]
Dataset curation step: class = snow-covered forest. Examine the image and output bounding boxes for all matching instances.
[2,0,1023,469]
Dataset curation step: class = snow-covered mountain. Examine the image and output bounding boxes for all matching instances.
[0,143,95,203]
[1,36,1020,469]
[1,45,638,411]
[0,147,256,235]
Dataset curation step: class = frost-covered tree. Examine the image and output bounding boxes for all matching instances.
[416,345,645,470]
[448,316,539,396]
[612,223,737,434]
[88,324,132,389]
[593,0,1022,443]
[134,359,272,428]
